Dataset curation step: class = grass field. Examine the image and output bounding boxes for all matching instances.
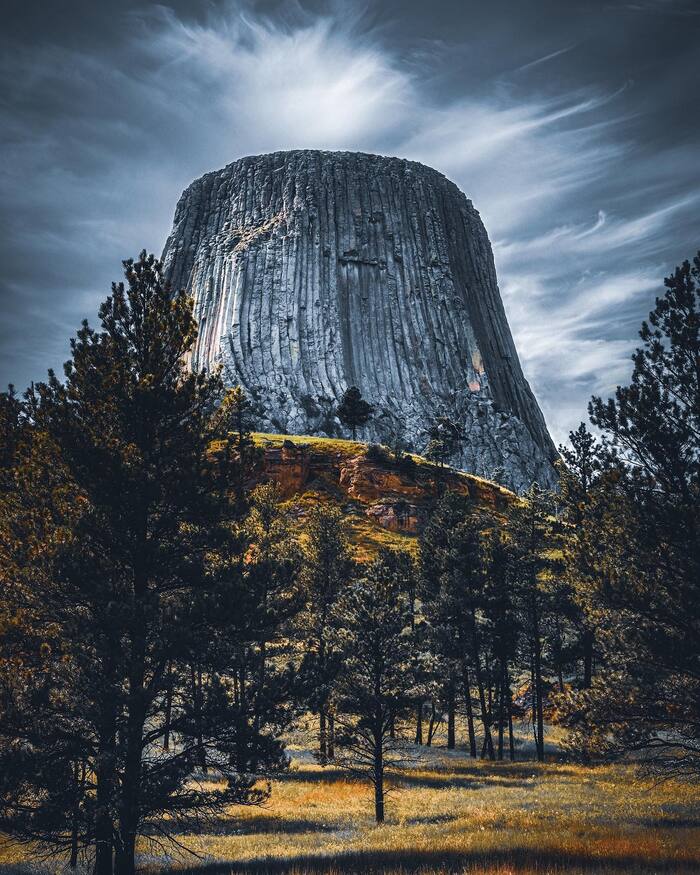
[2,720,699,875]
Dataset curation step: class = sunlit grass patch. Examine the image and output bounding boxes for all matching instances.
[122,725,700,874]
[252,433,366,458]
[2,729,699,873]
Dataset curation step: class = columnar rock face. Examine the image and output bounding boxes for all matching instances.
[162,150,557,491]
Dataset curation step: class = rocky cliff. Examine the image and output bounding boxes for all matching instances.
[225,433,517,561]
[162,150,557,491]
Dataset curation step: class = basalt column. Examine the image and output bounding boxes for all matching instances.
[162,149,557,491]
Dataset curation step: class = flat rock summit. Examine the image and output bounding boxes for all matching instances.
[162,150,557,491]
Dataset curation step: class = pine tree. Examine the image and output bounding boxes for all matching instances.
[0,392,92,865]
[0,253,280,873]
[210,385,261,514]
[483,529,518,760]
[561,254,700,777]
[507,483,556,762]
[332,551,415,822]
[558,423,602,688]
[420,494,493,757]
[423,415,464,491]
[236,483,303,763]
[337,386,373,441]
[297,505,353,762]
[0,386,24,481]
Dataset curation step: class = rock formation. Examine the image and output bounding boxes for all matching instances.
[162,150,557,491]
[239,434,515,541]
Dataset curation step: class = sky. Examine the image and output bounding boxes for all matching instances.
[1,0,698,445]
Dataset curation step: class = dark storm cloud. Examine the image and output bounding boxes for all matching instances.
[1,0,698,443]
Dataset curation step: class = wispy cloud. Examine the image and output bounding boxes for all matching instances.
[513,45,577,74]
[0,0,697,446]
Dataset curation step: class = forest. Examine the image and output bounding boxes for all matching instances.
[0,251,698,875]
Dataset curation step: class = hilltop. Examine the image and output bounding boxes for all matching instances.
[245,433,516,560]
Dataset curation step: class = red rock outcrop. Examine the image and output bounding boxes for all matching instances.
[253,438,513,536]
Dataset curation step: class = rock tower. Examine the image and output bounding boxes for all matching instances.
[162,150,557,491]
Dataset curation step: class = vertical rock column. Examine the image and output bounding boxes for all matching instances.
[162,149,557,492]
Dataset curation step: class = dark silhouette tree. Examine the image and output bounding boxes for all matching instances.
[483,529,518,760]
[297,505,353,762]
[421,495,493,757]
[333,551,415,822]
[424,415,464,492]
[560,253,700,777]
[0,253,282,874]
[507,483,556,762]
[337,386,373,441]
[235,483,304,765]
[557,423,602,688]
[210,384,261,515]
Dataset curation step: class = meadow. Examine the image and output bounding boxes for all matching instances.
[3,721,698,875]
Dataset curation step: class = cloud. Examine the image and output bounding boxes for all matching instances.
[0,0,697,448]
[513,45,577,73]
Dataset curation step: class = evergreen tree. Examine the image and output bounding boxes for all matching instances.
[337,386,373,441]
[0,386,24,481]
[557,423,602,688]
[297,505,353,761]
[0,395,92,866]
[483,529,518,760]
[561,253,700,777]
[0,253,279,873]
[507,483,556,762]
[332,551,415,822]
[236,483,303,761]
[423,415,464,490]
[421,495,493,757]
[210,385,260,514]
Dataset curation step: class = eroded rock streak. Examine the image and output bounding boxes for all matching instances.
[162,150,557,491]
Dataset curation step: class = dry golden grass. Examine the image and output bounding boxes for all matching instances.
[152,752,699,875]
[165,716,700,873]
[2,719,699,874]
[252,433,367,459]
[6,720,693,874]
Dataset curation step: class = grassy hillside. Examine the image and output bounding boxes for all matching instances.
[249,433,515,560]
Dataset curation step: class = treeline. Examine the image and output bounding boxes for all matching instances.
[0,251,698,872]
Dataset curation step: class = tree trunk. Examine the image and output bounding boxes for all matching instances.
[497,669,505,761]
[328,711,335,760]
[70,759,83,869]
[508,687,515,762]
[554,617,565,693]
[583,627,594,688]
[530,653,538,751]
[319,710,327,761]
[236,666,248,773]
[446,679,456,750]
[426,701,436,747]
[93,691,117,875]
[255,639,266,734]
[191,663,207,772]
[163,662,173,751]
[116,595,149,875]
[467,612,494,760]
[414,702,423,745]
[114,835,136,875]
[373,737,384,823]
[472,649,494,759]
[531,599,545,762]
[462,667,477,758]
